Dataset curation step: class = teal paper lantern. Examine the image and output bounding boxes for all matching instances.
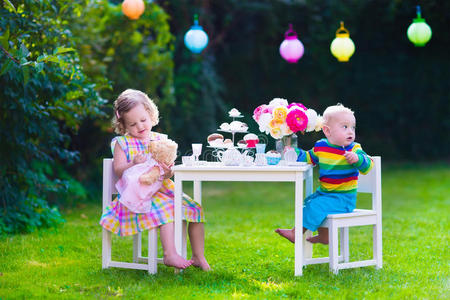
[184,14,209,53]
[407,6,432,47]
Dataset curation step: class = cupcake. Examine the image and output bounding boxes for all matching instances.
[265,150,281,165]
[265,150,281,158]
[237,139,247,148]
[223,138,233,148]
[229,121,244,131]
[228,108,241,117]
[219,122,230,131]
[243,133,259,148]
[207,133,224,147]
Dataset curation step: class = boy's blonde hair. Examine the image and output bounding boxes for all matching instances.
[112,89,159,135]
[323,103,354,125]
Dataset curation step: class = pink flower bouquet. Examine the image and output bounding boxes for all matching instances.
[252,98,322,139]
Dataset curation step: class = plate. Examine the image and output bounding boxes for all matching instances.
[237,144,255,149]
[217,129,248,133]
[207,145,233,149]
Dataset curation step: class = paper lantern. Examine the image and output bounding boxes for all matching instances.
[279,24,304,63]
[184,15,209,53]
[330,22,355,62]
[407,6,432,47]
[122,0,145,20]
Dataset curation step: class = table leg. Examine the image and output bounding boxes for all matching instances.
[174,175,183,261]
[305,167,313,197]
[194,181,202,205]
[304,167,313,260]
[294,172,304,276]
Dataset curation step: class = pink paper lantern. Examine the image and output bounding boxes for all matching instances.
[279,24,304,63]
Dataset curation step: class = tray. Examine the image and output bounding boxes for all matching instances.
[217,129,248,133]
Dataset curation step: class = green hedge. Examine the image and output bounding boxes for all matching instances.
[0,0,105,233]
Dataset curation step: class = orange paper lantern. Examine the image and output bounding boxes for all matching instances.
[122,0,145,20]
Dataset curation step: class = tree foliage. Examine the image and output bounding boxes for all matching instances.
[66,0,176,197]
[0,0,177,233]
[0,0,105,233]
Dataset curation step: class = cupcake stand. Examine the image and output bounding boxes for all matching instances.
[205,111,267,163]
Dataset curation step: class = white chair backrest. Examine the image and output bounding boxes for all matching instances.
[357,156,381,212]
[102,159,118,210]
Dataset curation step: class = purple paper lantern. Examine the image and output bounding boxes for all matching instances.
[279,24,304,63]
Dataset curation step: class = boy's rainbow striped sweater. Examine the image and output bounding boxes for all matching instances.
[297,138,374,194]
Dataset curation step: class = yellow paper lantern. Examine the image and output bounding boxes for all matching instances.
[122,0,145,20]
[330,22,355,62]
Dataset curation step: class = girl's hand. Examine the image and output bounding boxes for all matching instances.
[161,163,174,179]
[344,151,359,164]
[133,153,147,165]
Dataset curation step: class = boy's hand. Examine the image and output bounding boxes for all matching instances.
[344,151,358,164]
[133,153,147,165]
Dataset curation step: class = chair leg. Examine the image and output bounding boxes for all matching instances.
[341,227,349,263]
[338,228,343,262]
[102,229,112,269]
[182,221,187,259]
[148,228,158,274]
[303,230,313,259]
[329,222,339,274]
[133,232,142,263]
[374,224,383,269]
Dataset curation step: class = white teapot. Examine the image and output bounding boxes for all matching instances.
[217,148,242,166]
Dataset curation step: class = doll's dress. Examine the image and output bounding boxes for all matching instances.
[100,132,204,236]
[115,154,164,214]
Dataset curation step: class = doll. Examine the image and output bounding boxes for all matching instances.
[139,139,178,185]
[115,139,178,213]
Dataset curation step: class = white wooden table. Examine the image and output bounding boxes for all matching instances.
[173,162,314,276]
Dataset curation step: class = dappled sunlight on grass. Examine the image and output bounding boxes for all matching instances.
[250,277,286,291]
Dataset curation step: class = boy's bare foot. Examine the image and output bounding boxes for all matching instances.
[163,254,193,269]
[306,235,329,245]
[191,255,211,271]
[275,228,295,243]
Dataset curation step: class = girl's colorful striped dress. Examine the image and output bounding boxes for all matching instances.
[100,132,204,236]
[297,138,374,231]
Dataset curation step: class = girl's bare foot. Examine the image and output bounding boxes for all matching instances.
[163,254,193,269]
[275,228,295,243]
[306,235,329,245]
[191,255,211,271]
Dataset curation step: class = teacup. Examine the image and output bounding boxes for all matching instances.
[182,155,194,166]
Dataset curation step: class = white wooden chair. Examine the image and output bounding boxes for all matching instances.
[101,158,187,274]
[304,156,382,274]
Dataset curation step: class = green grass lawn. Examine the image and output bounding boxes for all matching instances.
[1,162,449,299]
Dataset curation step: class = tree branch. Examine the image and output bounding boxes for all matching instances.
[0,44,20,65]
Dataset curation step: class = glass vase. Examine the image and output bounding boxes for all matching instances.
[276,133,298,159]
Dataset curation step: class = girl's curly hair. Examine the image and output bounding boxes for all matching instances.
[112,89,159,135]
